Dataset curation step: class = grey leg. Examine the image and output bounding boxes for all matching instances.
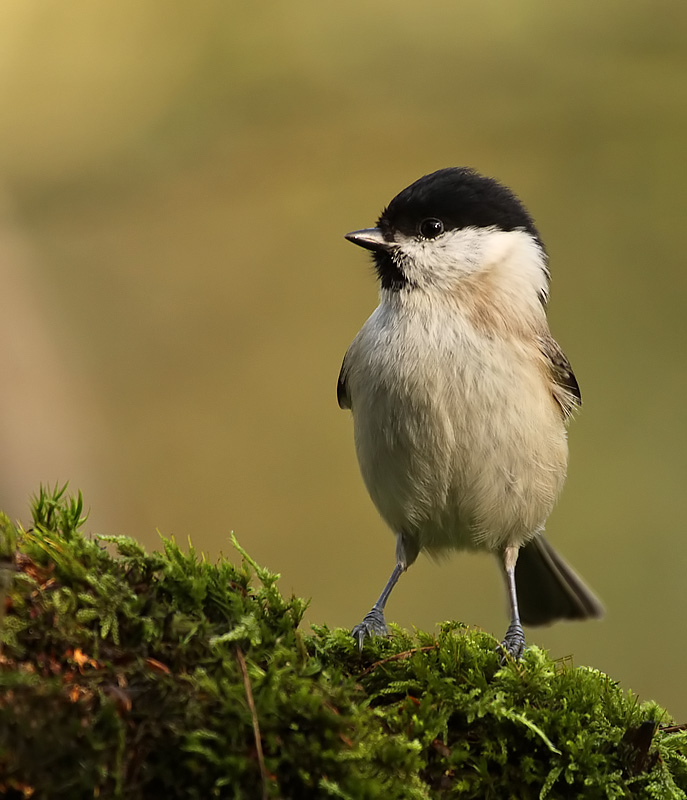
[499,545,526,660]
[351,561,406,649]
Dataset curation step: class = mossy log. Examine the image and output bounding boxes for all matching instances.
[0,486,685,799]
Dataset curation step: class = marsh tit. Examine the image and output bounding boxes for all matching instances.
[338,167,603,658]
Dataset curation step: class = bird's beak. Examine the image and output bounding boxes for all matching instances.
[344,228,393,253]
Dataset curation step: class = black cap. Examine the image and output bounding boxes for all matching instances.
[379,167,540,243]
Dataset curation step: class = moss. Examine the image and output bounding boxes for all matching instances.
[0,485,685,799]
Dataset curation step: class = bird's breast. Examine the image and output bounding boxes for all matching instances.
[345,300,568,553]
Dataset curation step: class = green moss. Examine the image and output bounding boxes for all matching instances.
[0,486,685,799]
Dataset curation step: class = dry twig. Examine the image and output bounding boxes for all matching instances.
[236,646,268,800]
[357,644,438,677]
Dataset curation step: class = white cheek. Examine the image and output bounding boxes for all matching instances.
[396,228,548,302]
[398,228,489,289]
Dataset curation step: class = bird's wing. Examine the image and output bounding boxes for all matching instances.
[538,335,581,419]
[337,354,351,410]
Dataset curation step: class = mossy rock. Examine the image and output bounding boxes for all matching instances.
[0,486,685,799]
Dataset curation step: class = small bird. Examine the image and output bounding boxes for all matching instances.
[338,167,603,658]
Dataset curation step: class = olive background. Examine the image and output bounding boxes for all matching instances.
[1,2,686,718]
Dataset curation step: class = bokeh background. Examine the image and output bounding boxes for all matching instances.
[1,1,686,717]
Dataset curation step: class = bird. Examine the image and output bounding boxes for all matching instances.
[337,167,603,658]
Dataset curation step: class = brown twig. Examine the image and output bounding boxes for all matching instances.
[357,644,438,677]
[660,723,687,734]
[236,646,268,800]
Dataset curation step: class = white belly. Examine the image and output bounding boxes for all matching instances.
[346,302,568,555]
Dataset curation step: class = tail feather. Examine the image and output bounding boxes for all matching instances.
[515,535,604,627]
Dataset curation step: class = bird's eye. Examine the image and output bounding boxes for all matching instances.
[419,218,444,239]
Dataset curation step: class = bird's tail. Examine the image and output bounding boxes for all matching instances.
[515,535,604,627]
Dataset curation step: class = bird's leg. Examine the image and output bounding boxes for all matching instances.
[351,561,406,649]
[499,545,526,660]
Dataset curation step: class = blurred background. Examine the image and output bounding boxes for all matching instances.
[1,0,686,717]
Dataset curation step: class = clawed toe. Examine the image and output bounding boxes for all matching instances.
[498,621,526,662]
[351,607,389,650]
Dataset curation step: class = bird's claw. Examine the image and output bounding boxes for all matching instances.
[498,621,526,663]
[351,607,388,650]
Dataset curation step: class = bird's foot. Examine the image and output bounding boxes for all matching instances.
[351,606,388,650]
[498,621,526,662]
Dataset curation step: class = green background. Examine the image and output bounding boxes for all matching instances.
[1,1,685,719]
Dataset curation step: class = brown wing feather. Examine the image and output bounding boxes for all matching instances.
[538,335,581,419]
[337,356,351,410]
